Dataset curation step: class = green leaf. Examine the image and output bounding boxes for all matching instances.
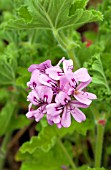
[57,119,94,137]
[87,168,105,170]
[16,67,30,88]
[0,88,10,103]
[18,6,32,23]
[19,125,56,154]
[0,101,16,136]
[70,0,89,12]
[0,59,15,86]
[84,54,110,91]
[5,0,103,30]
[17,143,71,170]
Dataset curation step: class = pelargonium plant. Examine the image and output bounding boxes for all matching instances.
[26,57,97,128]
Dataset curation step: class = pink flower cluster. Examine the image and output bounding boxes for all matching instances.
[26,57,97,128]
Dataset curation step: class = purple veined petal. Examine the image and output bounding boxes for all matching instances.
[52,115,61,123]
[60,75,68,90]
[74,68,91,82]
[65,71,78,88]
[47,114,61,124]
[28,64,39,72]
[55,91,71,105]
[36,86,53,103]
[71,108,86,123]
[47,119,54,126]
[38,74,57,87]
[46,66,63,80]
[34,105,46,122]
[74,91,92,105]
[46,103,63,116]
[76,78,92,91]
[27,69,41,89]
[26,103,35,119]
[70,100,89,108]
[60,75,73,95]
[28,60,52,72]
[63,59,73,73]
[27,89,40,106]
[61,107,71,128]
[82,92,97,99]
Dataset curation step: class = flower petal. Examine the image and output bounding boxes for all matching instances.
[71,108,86,123]
[60,76,73,95]
[70,100,89,108]
[26,103,36,118]
[46,103,62,116]
[74,91,92,105]
[76,78,92,91]
[74,68,91,82]
[27,69,41,89]
[82,92,97,100]
[47,114,61,124]
[61,107,71,127]
[38,74,56,87]
[34,105,46,122]
[55,91,71,105]
[28,60,52,72]
[36,86,53,103]
[65,71,78,88]
[63,59,73,73]
[27,89,39,106]
[46,66,63,80]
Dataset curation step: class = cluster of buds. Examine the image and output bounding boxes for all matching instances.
[26,57,97,128]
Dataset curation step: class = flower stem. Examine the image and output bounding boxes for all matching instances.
[57,139,76,170]
[67,49,80,70]
[95,123,105,168]
[53,29,80,70]
[0,132,12,169]
[29,29,38,44]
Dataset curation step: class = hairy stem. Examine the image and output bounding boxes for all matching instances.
[67,49,80,70]
[53,29,80,70]
[57,139,76,170]
[95,123,105,168]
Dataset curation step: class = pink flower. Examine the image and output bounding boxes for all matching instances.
[46,92,88,128]
[26,86,53,122]
[45,57,73,80]
[27,69,41,89]
[26,57,97,128]
[28,60,52,73]
[73,79,97,105]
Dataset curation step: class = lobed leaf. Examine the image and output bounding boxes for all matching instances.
[4,0,103,30]
[19,125,56,154]
[84,54,110,91]
[17,143,71,170]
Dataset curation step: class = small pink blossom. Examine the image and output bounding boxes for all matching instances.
[28,60,52,73]
[26,57,97,128]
